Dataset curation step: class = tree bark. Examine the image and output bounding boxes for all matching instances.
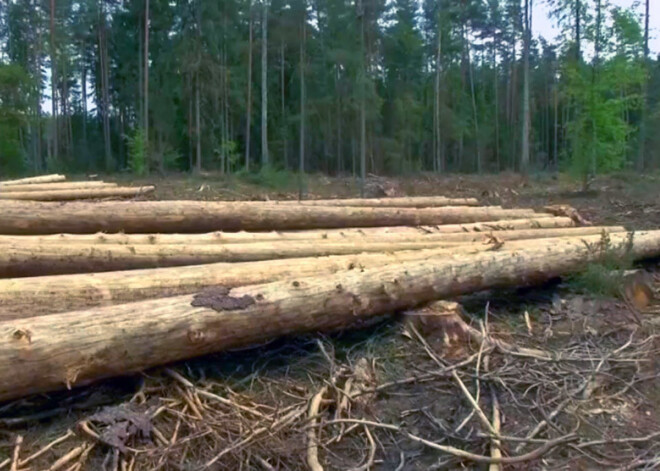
[299,5,306,200]
[144,0,150,169]
[0,182,117,192]
[0,225,620,247]
[261,0,269,166]
[521,0,531,173]
[0,227,620,318]
[245,0,253,171]
[49,0,58,164]
[359,4,366,197]
[272,196,479,207]
[0,186,155,202]
[0,201,539,234]
[0,174,66,186]
[0,231,658,401]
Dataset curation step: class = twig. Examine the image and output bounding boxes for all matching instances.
[322,419,577,464]
[47,444,86,471]
[307,386,329,471]
[577,431,660,448]
[20,429,76,467]
[486,356,502,471]
[349,425,376,471]
[10,435,22,471]
[451,370,500,438]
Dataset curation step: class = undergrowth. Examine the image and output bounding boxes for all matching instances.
[567,230,635,297]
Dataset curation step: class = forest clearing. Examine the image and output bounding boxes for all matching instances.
[0,171,657,470]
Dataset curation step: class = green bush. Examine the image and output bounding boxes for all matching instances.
[127,128,148,175]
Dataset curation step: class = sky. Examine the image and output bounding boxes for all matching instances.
[534,0,660,55]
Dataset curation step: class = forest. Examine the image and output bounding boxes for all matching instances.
[0,0,656,182]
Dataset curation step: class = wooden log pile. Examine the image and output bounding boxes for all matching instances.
[0,174,155,201]
[0,177,658,402]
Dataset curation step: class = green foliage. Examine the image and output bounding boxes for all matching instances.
[567,231,635,297]
[0,63,31,175]
[238,164,298,190]
[127,128,148,176]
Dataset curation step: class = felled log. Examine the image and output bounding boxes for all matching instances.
[0,230,658,402]
[0,228,625,316]
[0,225,623,246]
[0,201,538,234]
[0,181,117,193]
[0,186,155,201]
[0,174,66,186]
[0,239,473,277]
[267,196,480,207]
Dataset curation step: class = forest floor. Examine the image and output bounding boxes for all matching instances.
[1,171,660,470]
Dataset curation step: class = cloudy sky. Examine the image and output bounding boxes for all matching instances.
[534,0,659,54]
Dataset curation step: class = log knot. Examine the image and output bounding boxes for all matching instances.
[191,286,256,312]
[11,328,32,344]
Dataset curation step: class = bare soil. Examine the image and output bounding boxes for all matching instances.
[1,172,659,470]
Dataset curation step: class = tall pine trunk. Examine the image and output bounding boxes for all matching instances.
[245,1,253,171]
[433,13,443,173]
[359,7,366,197]
[299,6,306,200]
[49,0,58,164]
[143,0,150,172]
[521,0,531,173]
[637,0,649,170]
[261,0,269,166]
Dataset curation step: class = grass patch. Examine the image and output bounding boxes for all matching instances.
[567,231,635,297]
[236,165,300,191]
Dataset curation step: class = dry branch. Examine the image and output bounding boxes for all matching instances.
[0,231,658,401]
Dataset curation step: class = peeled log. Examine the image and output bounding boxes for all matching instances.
[0,186,155,201]
[261,196,480,207]
[0,239,472,277]
[0,201,538,234]
[0,181,117,193]
[0,174,66,186]
[0,228,627,317]
[0,225,623,246]
[0,230,658,402]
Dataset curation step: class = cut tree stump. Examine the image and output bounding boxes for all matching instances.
[0,201,539,234]
[0,182,117,192]
[0,230,658,402]
[0,186,155,201]
[0,174,66,186]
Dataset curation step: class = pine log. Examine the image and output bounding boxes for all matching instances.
[0,239,473,277]
[0,225,623,246]
[0,230,658,401]
[263,196,480,207]
[0,227,627,317]
[0,182,117,193]
[0,174,66,186]
[0,186,155,201]
[0,201,539,234]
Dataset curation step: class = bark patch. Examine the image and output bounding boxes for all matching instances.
[191,286,256,311]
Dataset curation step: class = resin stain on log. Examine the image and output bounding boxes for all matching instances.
[191,286,256,311]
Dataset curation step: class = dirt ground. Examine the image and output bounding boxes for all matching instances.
[1,172,659,470]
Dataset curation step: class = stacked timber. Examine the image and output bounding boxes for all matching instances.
[0,188,658,402]
[0,173,155,201]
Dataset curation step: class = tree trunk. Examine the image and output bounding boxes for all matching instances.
[195,75,202,173]
[0,240,477,278]
[521,0,531,173]
[0,201,539,235]
[0,174,66,186]
[245,0,253,171]
[466,25,481,173]
[637,0,649,170]
[0,226,622,317]
[261,0,269,166]
[0,225,620,247]
[359,7,366,197]
[273,196,479,207]
[1,231,658,401]
[0,186,155,202]
[144,0,150,170]
[433,12,443,173]
[0,182,117,192]
[99,1,113,170]
[299,7,306,199]
[49,0,58,164]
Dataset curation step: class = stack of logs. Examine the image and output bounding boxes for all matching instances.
[0,173,155,201]
[0,184,659,403]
